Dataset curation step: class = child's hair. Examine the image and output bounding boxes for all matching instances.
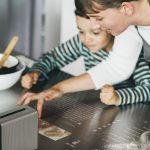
[74,9,89,19]
[74,0,88,16]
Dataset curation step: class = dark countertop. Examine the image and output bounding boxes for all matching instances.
[1,68,150,150]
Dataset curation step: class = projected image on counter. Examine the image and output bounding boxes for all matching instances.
[39,119,71,141]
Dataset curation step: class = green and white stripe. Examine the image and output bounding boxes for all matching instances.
[30,34,150,105]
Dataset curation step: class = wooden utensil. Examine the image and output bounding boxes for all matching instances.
[0,36,19,68]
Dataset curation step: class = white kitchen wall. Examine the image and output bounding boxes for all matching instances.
[44,0,85,75]
[0,0,44,58]
[60,0,85,76]
[44,0,62,52]
[60,0,78,43]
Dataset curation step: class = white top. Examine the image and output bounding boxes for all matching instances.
[138,26,150,44]
[88,25,145,89]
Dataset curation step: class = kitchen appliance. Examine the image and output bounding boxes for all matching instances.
[0,105,38,150]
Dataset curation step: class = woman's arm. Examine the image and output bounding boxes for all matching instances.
[18,73,95,118]
[88,26,143,89]
[52,73,95,93]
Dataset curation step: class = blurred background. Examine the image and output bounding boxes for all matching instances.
[0,0,78,59]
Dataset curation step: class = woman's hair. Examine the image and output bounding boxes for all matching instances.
[74,0,149,15]
[90,0,138,8]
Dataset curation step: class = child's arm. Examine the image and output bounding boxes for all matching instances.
[100,84,150,106]
[21,35,82,89]
[100,52,150,106]
[29,35,81,79]
[117,52,150,105]
[18,73,95,118]
[116,85,150,105]
[100,85,120,105]
[21,72,40,89]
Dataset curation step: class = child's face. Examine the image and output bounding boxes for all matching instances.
[76,15,113,53]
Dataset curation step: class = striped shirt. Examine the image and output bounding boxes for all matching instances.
[30,34,150,105]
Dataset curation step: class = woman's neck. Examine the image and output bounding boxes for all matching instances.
[105,39,114,53]
[133,0,150,25]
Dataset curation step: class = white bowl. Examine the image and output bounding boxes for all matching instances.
[0,58,25,90]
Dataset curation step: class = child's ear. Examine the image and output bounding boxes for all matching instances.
[119,2,134,16]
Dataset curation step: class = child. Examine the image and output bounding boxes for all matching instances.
[21,10,113,89]
[18,10,150,118]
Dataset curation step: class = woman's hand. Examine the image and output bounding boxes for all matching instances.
[100,85,120,106]
[17,87,64,118]
[21,71,40,89]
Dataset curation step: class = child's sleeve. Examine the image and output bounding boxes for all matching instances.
[87,26,143,90]
[116,52,150,105]
[29,35,81,79]
[116,85,150,105]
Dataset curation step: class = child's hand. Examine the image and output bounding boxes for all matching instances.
[100,85,120,105]
[21,72,40,89]
[17,87,64,118]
